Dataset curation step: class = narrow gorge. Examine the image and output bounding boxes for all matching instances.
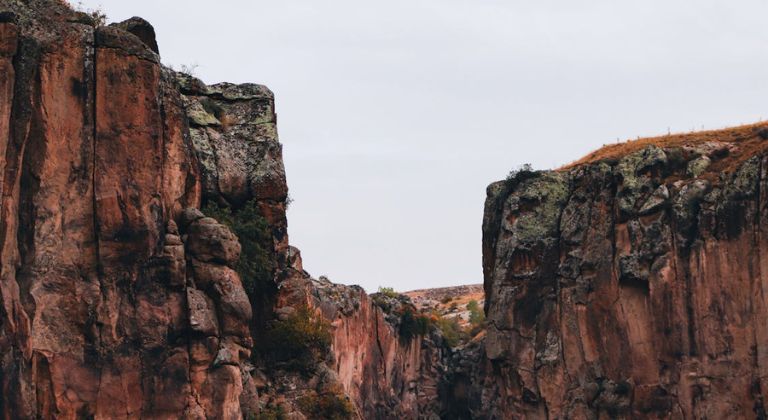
[1,1,767,419]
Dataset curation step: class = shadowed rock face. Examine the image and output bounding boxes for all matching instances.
[475,137,768,419]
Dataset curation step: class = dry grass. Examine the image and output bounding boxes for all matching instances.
[561,121,768,177]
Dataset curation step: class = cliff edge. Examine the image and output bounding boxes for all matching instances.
[475,124,768,419]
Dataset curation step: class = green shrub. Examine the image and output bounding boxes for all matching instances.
[506,163,534,181]
[202,200,275,299]
[435,316,468,348]
[440,296,453,304]
[467,300,486,338]
[259,305,332,374]
[467,300,485,326]
[397,306,431,342]
[372,287,400,313]
[297,387,354,420]
[252,405,286,420]
[377,286,399,298]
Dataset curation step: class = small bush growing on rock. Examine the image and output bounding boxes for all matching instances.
[506,163,534,181]
[297,386,354,420]
[371,287,402,313]
[467,300,485,326]
[259,305,332,374]
[435,315,468,348]
[202,200,274,299]
[467,299,486,338]
[252,404,287,420]
[440,296,453,304]
[71,2,107,26]
[377,286,399,298]
[179,63,200,77]
[397,306,431,342]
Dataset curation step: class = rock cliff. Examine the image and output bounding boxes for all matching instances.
[0,1,449,419]
[476,125,768,419]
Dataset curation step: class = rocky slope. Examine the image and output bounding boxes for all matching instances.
[475,125,768,419]
[404,284,484,329]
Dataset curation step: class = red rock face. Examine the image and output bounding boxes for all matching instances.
[316,279,446,419]
[477,139,768,419]
[0,3,259,418]
[269,253,447,419]
[0,3,444,419]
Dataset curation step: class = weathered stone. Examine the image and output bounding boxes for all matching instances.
[0,3,252,418]
[111,16,159,54]
[187,287,219,336]
[186,217,241,266]
[477,152,767,419]
[95,25,159,63]
[502,171,570,245]
[615,145,667,215]
[638,184,669,215]
[186,100,220,126]
[687,155,711,177]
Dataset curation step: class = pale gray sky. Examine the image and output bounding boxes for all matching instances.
[78,0,768,292]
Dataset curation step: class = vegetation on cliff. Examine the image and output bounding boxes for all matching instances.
[297,386,354,420]
[258,305,333,374]
[374,286,486,348]
[203,200,275,298]
[396,305,432,342]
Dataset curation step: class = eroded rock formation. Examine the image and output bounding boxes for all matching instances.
[475,128,768,419]
[0,1,266,417]
[0,1,449,419]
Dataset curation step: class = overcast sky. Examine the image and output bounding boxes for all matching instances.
[78,0,768,292]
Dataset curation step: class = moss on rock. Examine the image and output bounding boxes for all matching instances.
[505,171,570,245]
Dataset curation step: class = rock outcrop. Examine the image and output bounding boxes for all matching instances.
[267,256,448,419]
[476,127,768,419]
[0,1,270,417]
[0,1,448,419]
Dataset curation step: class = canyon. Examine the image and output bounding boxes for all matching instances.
[1,1,768,419]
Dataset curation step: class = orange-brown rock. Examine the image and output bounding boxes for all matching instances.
[0,3,444,419]
[265,251,449,419]
[0,1,261,418]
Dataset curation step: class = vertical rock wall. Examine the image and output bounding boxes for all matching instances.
[0,2,259,418]
[0,2,448,419]
[478,137,768,419]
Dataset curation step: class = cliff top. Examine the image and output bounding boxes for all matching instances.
[562,121,768,178]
